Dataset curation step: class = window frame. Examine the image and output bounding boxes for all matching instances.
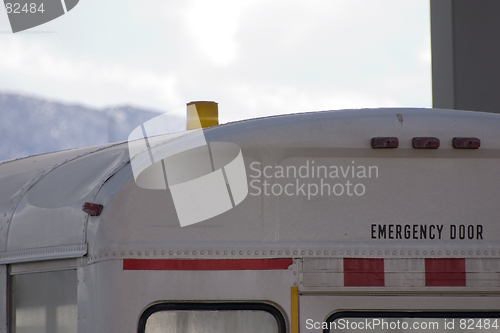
[138,302,287,333]
[8,259,78,333]
[324,311,500,333]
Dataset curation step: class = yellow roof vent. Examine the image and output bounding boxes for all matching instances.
[186,101,219,130]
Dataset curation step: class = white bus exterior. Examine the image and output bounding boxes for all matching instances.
[0,108,499,333]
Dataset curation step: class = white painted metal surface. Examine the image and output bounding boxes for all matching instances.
[1,108,500,333]
[89,108,500,263]
[1,108,499,261]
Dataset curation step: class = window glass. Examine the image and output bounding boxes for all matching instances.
[11,270,77,333]
[142,305,284,333]
[324,313,500,333]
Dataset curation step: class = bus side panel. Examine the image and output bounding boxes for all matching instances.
[78,259,297,333]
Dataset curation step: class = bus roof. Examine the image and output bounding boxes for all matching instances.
[1,108,499,264]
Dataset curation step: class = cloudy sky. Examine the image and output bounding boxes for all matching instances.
[0,0,431,123]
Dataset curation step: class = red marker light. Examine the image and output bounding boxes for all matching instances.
[452,137,480,149]
[371,137,399,149]
[412,137,440,149]
[82,202,103,216]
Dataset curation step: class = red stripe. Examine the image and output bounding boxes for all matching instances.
[425,258,466,286]
[343,258,385,287]
[123,258,293,271]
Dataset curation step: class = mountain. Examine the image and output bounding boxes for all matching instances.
[0,92,185,161]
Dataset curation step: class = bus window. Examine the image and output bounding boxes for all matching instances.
[321,312,500,333]
[10,269,77,333]
[139,303,286,333]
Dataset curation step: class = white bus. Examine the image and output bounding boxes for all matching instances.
[0,106,499,333]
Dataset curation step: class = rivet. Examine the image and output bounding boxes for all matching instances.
[423,251,427,255]
[453,251,458,255]
[332,251,336,255]
[347,251,351,255]
[216,251,220,255]
[477,251,481,255]
[185,251,189,255]
[446,251,450,255]
[177,251,181,255]
[385,251,389,255]
[231,251,235,255]
[239,251,243,255]
[278,251,282,255]
[293,251,298,255]
[468,251,472,255]
[324,251,328,255]
[121,251,125,255]
[168,251,172,255]
[492,251,496,256]
[129,251,133,255]
[255,251,259,255]
[408,251,412,255]
[193,251,197,255]
[400,251,404,255]
[262,251,266,255]
[145,251,149,256]
[137,251,141,255]
[208,251,212,255]
[301,251,305,255]
[340,251,344,255]
[201,251,205,255]
[355,251,359,255]
[153,251,157,255]
[484,251,488,255]
[286,250,290,255]
[113,252,116,256]
[247,251,251,255]
[431,251,435,255]
[438,251,442,255]
[270,250,274,255]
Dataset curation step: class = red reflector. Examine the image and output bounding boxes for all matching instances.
[453,137,480,149]
[123,258,293,271]
[371,137,399,149]
[425,258,466,286]
[412,137,440,149]
[343,258,385,287]
[82,202,103,216]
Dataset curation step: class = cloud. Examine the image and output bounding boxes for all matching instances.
[0,0,431,122]
[184,0,252,66]
[0,38,181,110]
